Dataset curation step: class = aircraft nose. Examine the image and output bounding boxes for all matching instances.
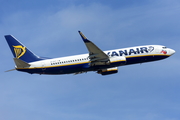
[169,48,175,55]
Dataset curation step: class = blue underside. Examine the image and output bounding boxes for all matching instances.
[16,55,169,75]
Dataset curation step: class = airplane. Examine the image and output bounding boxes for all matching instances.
[5,31,175,75]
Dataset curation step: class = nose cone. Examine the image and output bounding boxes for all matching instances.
[169,48,176,55]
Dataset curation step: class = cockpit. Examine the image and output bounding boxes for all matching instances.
[162,46,167,49]
[160,46,175,55]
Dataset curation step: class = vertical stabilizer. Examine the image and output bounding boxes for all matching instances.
[5,35,43,63]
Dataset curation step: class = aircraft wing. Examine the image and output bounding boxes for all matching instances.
[78,31,109,63]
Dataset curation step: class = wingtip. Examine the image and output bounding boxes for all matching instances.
[78,31,90,42]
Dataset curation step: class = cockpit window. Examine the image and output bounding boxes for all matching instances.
[162,46,167,49]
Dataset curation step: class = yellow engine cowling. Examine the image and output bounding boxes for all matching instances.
[97,67,118,75]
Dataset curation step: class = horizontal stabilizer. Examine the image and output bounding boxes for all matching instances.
[13,58,30,68]
[5,69,16,72]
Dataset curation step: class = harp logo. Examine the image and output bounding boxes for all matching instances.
[13,45,26,58]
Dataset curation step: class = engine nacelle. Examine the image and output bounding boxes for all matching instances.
[109,56,126,65]
[97,67,118,75]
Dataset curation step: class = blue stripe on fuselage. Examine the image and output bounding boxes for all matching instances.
[125,54,169,65]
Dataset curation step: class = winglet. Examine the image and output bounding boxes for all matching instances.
[78,31,90,42]
[78,31,109,63]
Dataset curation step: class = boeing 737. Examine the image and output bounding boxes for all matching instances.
[5,31,175,75]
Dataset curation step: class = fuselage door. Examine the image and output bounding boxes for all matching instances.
[42,62,46,71]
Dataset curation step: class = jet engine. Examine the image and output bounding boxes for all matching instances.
[97,67,118,75]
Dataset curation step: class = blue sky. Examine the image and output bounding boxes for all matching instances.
[0,0,180,120]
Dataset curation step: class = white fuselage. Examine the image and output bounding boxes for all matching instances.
[17,45,174,75]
